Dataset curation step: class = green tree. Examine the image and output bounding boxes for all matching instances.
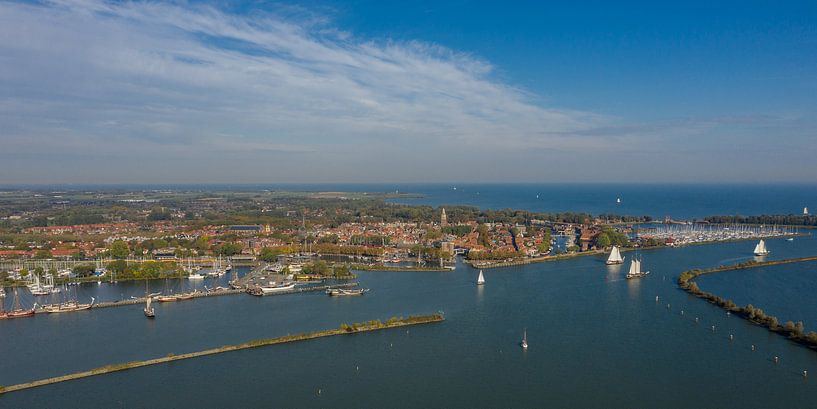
[595,233,611,249]
[35,248,53,259]
[110,240,130,259]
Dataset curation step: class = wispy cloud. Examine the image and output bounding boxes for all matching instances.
[0,0,813,183]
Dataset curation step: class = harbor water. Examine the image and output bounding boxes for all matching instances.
[2,235,817,407]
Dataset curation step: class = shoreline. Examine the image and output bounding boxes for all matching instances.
[468,232,802,270]
[0,313,445,395]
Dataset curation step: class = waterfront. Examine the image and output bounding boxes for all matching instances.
[2,235,817,407]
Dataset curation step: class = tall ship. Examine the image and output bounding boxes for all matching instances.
[7,288,35,318]
[753,239,769,256]
[625,257,649,279]
[606,246,624,265]
[477,270,485,285]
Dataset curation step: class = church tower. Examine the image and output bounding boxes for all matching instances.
[441,208,448,226]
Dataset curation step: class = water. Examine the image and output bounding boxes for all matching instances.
[6,183,817,219]
[385,183,817,219]
[697,258,817,329]
[2,235,816,407]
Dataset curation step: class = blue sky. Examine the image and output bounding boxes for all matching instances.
[1,0,815,183]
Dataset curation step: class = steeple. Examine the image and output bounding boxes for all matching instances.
[441,208,448,226]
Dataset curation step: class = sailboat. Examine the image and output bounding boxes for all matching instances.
[477,270,485,285]
[7,288,35,318]
[606,246,624,265]
[625,257,649,279]
[616,197,621,204]
[144,281,155,318]
[187,259,204,280]
[753,239,769,256]
[520,329,528,349]
[805,207,810,216]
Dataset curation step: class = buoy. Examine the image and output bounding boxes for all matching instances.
[390,343,393,348]
[727,311,731,316]
[729,334,733,341]
[774,356,779,364]
[804,370,808,377]
[751,345,755,351]
[711,325,716,331]
[695,317,699,323]
[356,366,359,371]
[667,304,671,309]
[681,310,684,315]
[655,296,659,302]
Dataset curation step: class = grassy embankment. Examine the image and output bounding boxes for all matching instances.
[677,256,817,350]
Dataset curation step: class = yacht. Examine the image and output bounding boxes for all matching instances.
[753,239,769,256]
[606,246,624,265]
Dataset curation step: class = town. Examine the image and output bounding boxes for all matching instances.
[1,188,799,287]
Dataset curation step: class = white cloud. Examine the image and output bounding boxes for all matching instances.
[0,0,812,183]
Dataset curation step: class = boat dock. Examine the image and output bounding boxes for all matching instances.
[30,282,361,314]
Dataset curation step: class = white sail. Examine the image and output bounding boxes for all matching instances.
[805,207,809,215]
[754,240,768,255]
[477,270,485,285]
[627,259,638,276]
[606,246,623,264]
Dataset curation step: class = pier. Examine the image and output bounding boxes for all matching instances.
[0,313,445,395]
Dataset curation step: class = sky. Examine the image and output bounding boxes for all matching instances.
[1,0,816,184]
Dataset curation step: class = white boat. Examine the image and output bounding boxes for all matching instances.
[625,257,650,279]
[258,282,296,295]
[188,271,205,280]
[477,270,485,285]
[805,207,809,215]
[753,239,769,256]
[606,246,624,265]
[326,288,369,296]
[616,197,621,204]
[520,329,528,349]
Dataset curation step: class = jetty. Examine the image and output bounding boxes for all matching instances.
[0,313,445,395]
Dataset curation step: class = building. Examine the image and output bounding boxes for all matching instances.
[440,208,448,226]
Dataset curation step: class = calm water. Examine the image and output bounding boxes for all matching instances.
[2,235,817,408]
[386,183,817,219]
[7,183,817,219]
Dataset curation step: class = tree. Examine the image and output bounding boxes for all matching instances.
[35,249,53,259]
[259,247,284,262]
[595,233,611,249]
[110,240,130,259]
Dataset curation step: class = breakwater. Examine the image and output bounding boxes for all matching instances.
[0,313,445,395]
[678,255,817,351]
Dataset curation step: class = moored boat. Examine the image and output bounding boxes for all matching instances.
[43,297,95,313]
[326,288,369,296]
[157,294,178,302]
[7,288,35,318]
